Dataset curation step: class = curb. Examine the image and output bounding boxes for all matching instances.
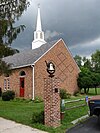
[71,114,89,124]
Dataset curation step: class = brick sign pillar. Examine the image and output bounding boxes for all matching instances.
[44,77,60,127]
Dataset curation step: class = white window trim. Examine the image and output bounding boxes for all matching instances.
[4,77,10,90]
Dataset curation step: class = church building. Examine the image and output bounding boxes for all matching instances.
[0,6,80,99]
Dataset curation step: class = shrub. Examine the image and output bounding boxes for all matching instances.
[2,90,15,101]
[0,88,2,97]
[60,89,71,99]
[73,91,80,96]
[32,111,44,124]
[34,96,43,103]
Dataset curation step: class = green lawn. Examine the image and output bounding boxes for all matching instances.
[0,99,88,133]
[0,99,43,124]
[81,88,100,96]
[0,88,99,133]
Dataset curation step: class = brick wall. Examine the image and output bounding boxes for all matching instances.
[0,66,33,99]
[0,39,80,100]
[34,39,80,99]
[44,77,60,127]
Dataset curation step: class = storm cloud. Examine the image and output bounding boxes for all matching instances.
[12,0,100,57]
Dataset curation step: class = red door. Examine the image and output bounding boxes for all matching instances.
[20,77,25,97]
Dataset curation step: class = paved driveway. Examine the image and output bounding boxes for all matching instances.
[0,117,48,133]
[66,116,100,133]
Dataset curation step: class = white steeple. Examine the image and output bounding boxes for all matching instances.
[32,4,46,49]
[36,5,42,31]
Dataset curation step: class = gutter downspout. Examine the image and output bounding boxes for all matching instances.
[31,65,35,100]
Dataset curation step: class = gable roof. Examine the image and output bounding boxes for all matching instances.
[3,40,58,69]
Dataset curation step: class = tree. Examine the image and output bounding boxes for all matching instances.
[83,58,92,71]
[74,55,92,70]
[77,67,93,94]
[77,66,100,94]
[0,0,29,45]
[76,50,100,94]
[91,50,100,73]
[91,72,100,94]
[0,44,19,58]
[0,59,11,76]
[0,0,29,75]
[74,55,82,68]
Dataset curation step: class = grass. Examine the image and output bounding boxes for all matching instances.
[0,88,100,133]
[0,98,88,133]
[81,88,100,96]
[0,99,43,125]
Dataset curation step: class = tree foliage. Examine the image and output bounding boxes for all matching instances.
[74,50,100,73]
[77,67,100,94]
[74,55,82,68]
[76,50,100,94]
[0,0,29,45]
[83,57,92,71]
[0,59,11,76]
[91,50,100,73]
[0,0,29,75]
[77,67,92,93]
[0,43,19,58]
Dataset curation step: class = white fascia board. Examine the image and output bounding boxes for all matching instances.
[11,63,35,70]
[31,65,35,100]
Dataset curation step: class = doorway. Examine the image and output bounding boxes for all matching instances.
[19,71,26,97]
[20,77,25,97]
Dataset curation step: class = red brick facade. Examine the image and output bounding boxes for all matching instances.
[34,39,80,98]
[0,39,80,99]
[0,66,33,99]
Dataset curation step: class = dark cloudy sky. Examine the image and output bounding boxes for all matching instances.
[12,0,100,57]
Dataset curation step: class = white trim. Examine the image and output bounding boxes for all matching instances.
[34,39,62,64]
[31,65,35,100]
[12,64,34,70]
[19,75,26,78]
[4,79,7,91]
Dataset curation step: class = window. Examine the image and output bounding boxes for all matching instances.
[4,78,10,90]
[7,78,10,90]
[4,79,7,90]
[40,33,43,39]
[19,71,26,76]
[36,33,38,39]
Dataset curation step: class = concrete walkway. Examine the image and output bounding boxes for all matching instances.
[0,117,48,133]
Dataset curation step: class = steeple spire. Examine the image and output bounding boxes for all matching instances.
[32,4,46,49]
[36,4,42,31]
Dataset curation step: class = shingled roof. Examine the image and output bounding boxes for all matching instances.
[3,40,58,69]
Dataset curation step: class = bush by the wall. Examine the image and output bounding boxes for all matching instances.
[32,111,44,124]
[2,90,15,101]
[73,91,80,96]
[34,96,43,103]
[60,89,71,99]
